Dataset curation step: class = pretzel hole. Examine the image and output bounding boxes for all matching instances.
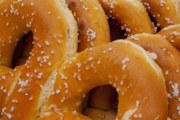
[108,17,126,41]
[12,32,34,68]
[82,85,118,119]
[149,13,161,32]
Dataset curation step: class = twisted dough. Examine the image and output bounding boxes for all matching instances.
[159,24,180,51]
[0,0,78,119]
[66,0,110,51]
[98,0,154,36]
[84,0,155,116]
[1,1,111,119]
[0,65,26,115]
[38,41,167,120]
[140,0,180,29]
[127,34,180,119]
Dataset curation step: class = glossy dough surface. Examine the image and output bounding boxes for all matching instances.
[0,0,78,119]
[39,41,167,120]
[66,0,110,51]
[98,0,154,36]
[127,34,180,119]
[0,0,179,120]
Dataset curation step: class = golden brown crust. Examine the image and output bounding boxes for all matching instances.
[0,66,23,111]
[0,0,78,119]
[66,0,110,51]
[39,41,167,120]
[66,0,112,117]
[0,0,178,119]
[140,0,180,29]
[98,0,154,36]
[127,34,180,119]
[159,24,180,51]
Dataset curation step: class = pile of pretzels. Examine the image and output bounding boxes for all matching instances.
[0,0,179,120]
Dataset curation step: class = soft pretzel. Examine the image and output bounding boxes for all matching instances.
[66,0,111,114]
[3,1,111,118]
[159,24,180,51]
[140,0,180,29]
[86,0,155,114]
[38,40,167,120]
[0,0,78,120]
[66,0,110,51]
[65,0,112,116]
[127,34,180,119]
[98,0,154,36]
[14,0,110,63]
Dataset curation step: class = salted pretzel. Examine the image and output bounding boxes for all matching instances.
[66,0,112,117]
[85,0,155,115]
[7,0,111,115]
[159,24,180,51]
[38,40,167,120]
[66,0,110,51]
[140,0,180,29]
[0,0,78,120]
[3,1,111,118]
[127,34,180,119]
[13,0,110,64]
[98,0,154,36]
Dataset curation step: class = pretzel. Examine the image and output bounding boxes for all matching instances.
[38,40,167,120]
[66,0,113,117]
[13,0,110,65]
[7,0,111,116]
[66,0,110,51]
[0,0,78,119]
[140,0,180,29]
[159,24,180,51]
[98,0,154,36]
[127,33,180,119]
[85,0,155,114]
[2,1,111,118]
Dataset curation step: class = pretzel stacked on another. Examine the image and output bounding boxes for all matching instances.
[0,0,179,120]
